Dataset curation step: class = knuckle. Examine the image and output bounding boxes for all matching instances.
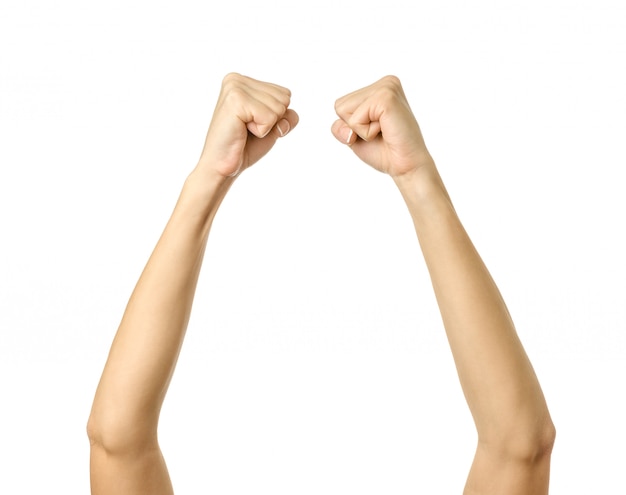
[258,107,278,125]
[347,116,363,132]
[269,111,280,125]
[269,88,290,110]
[276,103,287,116]
[334,98,344,114]
[222,72,243,89]
[380,74,402,89]
[225,86,246,103]
[377,75,403,99]
[377,82,401,104]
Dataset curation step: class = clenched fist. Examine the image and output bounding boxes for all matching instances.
[197,73,299,179]
[331,75,434,179]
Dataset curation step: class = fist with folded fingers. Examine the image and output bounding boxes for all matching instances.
[198,73,299,179]
[331,75,433,178]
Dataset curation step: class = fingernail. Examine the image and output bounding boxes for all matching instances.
[277,119,290,137]
[346,129,353,144]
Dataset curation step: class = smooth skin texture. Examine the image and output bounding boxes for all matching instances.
[86,73,299,495]
[332,76,555,494]
[87,74,555,494]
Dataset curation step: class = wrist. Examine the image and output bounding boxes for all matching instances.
[178,166,235,221]
[391,162,457,227]
[393,162,448,202]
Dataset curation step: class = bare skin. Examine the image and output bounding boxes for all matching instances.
[332,76,556,494]
[86,73,299,495]
[87,74,555,494]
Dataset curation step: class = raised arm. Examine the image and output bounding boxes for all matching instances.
[332,76,555,494]
[86,73,298,495]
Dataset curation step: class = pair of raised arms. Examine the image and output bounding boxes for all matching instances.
[87,74,555,495]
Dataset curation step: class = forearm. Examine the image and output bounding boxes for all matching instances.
[88,170,232,449]
[394,165,553,454]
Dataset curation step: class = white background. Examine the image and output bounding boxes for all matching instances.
[1,0,625,493]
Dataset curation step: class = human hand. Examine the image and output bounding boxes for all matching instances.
[197,73,299,179]
[331,76,433,179]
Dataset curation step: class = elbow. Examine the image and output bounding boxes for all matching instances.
[520,418,556,462]
[541,418,557,457]
[86,414,98,446]
[481,416,556,463]
[86,410,157,455]
[86,413,112,451]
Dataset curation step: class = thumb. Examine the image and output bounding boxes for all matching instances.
[331,119,358,145]
[244,109,299,167]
